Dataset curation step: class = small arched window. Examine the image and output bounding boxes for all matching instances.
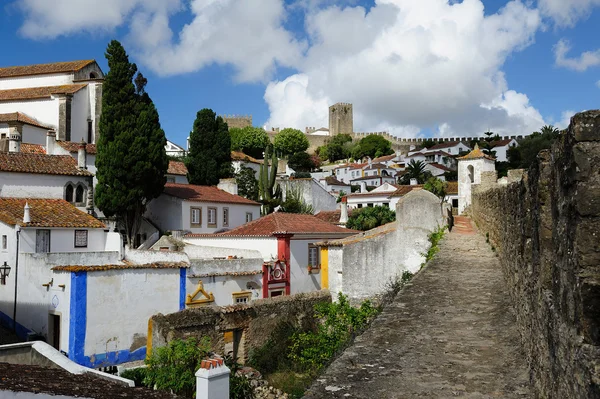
[89,72,97,79]
[65,184,74,202]
[467,165,475,184]
[75,185,85,204]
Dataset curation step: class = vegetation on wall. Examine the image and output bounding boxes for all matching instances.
[421,226,446,269]
[230,126,270,159]
[95,40,168,246]
[280,186,314,214]
[346,205,396,231]
[423,177,447,201]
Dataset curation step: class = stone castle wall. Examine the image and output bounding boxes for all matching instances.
[222,115,252,130]
[470,111,600,398]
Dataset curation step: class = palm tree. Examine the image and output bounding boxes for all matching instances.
[401,160,429,184]
[539,125,559,136]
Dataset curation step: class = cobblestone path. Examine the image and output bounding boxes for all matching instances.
[304,217,531,398]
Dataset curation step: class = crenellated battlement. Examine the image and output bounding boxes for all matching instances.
[221,114,252,130]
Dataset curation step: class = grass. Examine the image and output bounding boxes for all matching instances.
[421,226,447,269]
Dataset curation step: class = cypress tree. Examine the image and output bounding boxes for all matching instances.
[186,109,232,185]
[95,40,168,246]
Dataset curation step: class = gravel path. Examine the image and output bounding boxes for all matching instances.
[304,217,531,398]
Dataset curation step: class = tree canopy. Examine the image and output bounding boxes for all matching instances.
[95,40,168,246]
[399,160,431,184]
[423,177,447,200]
[508,125,560,170]
[186,109,232,185]
[318,133,353,161]
[346,206,396,231]
[235,165,259,201]
[230,126,270,159]
[288,151,315,173]
[273,128,309,157]
[351,135,394,160]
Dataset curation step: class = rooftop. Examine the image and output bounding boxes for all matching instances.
[372,154,397,163]
[20,143,46,154]
[0,84,87,102]
[0,198,105,228]
[314,209,356,224]
[52,262,188,272]
[457,144,495,161]
[231,151,263,164]
[0,112,51,129]
[167,160,188,176]
[322,176,349,186]
[428,141,468,150]
[427,163,453,172]
[187,212,358,237]
[164,183,260,205]
[0,152,93,176]
[56,141,97,154]
[446,181,458,195]
[390,185,423,197]
[491,138,516,147]
[0,60,96,79]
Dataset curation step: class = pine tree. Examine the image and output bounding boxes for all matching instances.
[95,40,168,246]
[186,109,232,185]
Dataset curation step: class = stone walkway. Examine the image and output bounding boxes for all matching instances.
[304,217,531,398]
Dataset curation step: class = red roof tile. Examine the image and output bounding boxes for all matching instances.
[56,140,97,154]
[167,160,188,175]
[491,139,516,147]
[446,181,458,194]
[20,143,46,154]
[52,262,188,272]
[0,84,87,102]
[428,141,468,150]
[457,144,495,161]
[427,163,453,172]
[0,198,104,228]
[0,153,93,176]
[231,151,263,164]
[322,176,349,186]
[0,112,51,129]
[188,212,358,237]
[372,154,396,163]
[164,183,260,205]
[0,60,96,78]
[314,209,356,224]
[389,185,423,197]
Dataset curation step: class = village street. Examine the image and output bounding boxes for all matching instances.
[304,217,531,398]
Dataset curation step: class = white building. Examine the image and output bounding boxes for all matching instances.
[457,145,496,214]
[318,176,350,193]
[333,162,367,184]
[145,183,261,235]
[166,160,189,184]
[346,184,420,209]
[0,60,104,144]
[491,138,518,162]
[425,141,471,156]
[231,151,262,177]
[350,175,397,188]
[424,163,452,180]
[165,139,186,157]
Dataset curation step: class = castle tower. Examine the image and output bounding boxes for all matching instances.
[457,144,496,215]
[221,115,252,130]
[328,103,353,135]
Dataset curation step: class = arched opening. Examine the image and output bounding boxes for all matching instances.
[467,165,475,184]
[89,72,97,79]
[65,184,74,202]
[75,185,85,204]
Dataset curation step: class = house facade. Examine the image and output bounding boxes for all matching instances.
[491,138,518,162]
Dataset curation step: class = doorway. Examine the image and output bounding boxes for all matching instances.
[48,314,60,350]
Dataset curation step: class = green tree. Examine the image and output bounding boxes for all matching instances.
[320,134,353,161]
[280,186,314,214]
[187,109,232,185]
[346,206,396,231]
[399,160,431,184]
[235,165,259,201]
[508,126,560,169]
[274,128,309,157]
[95,40,168,246]
[230,126,270,159]
[423,177,447,200]
[288,151,315,173]
[351,135,393,160]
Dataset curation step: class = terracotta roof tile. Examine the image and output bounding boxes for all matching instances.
[231,151,263,164]
[0,198,104,228]
[446,181,458,195]
[427,163,453,172]
[363,163,389,169]
[491,139,515,147]
[164,183,260,205]
[52,262,188,272]
[167,160,188,175]
[322,176,348,186]
[389,185,423,197]
[0,152,93,176]
[428,141,468,150]
[187,212,359,237]
[0,84,87,102]
[56,140,97,154]
[0,112,51,129]
[314,209,356,224]
[457,144,495,161]
[189,270,263,278]
[20,143,46,154]
[372,154,396,163]
[0,60,95,78]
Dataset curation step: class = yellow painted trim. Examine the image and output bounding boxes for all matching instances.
[146,318,153,358]
[186,280,215,306]
[320,247,329,289]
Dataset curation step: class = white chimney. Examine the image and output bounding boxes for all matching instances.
[195,356,230,399]
[78,139,87,169]
[368,157,372,166]
[46,130,56,155]
[410,178,418,186]
[339,197,348,225]
[23,202,31,224]
[8,131,21,153]
[360,181,367,193]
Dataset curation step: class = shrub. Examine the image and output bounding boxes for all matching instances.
[346,206,396,231]
[225,355,255,399]
[248,322,299,374]
[120,367,148,387]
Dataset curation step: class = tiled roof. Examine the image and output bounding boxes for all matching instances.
[334,163,367,170]
[446,181,458,195]
[424,150,454,157]
[0,60,96,78]
[0,84,87,102]
[167,160,188,175]
[231,151,263,164]
[52,262,188,272]
[188,212,358,237]
[346,191,394,198]
[314,209,356,224]
[0,198,104,228]
[0,153,93,176]
[390,185,423,197]
[315,220,397,247]
[491,139,515,147]
[363,163,389,170]
[406,152,425,158]
[428,141,467,150]
[372,154,396,163]
[164,183,260,205]
[20,143,46,154]
[0,112,51,129]
[457,144,495,161]
[0,362,179,399]
[189,270,263,278]
[56,140,97,154]
[427,163,453,172]
[351,175,392,182]
[322,176,349,186]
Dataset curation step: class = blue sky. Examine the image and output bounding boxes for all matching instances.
[1,0,599,146]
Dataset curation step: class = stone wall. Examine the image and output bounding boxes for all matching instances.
[471,111,600,398]
[148,290,331,363]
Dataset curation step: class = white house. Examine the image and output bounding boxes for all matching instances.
[231,151,262,177]
[361,162,396,178]
[345,184,420,210]
[333,162,367,184]
[166,160,189,184]
[318,176,350,193]
[0,60,104,144]
[165,139,186,157]
[145,183,261,235]
[425,141,471,156]
[183,212,358,296]
[491,138,518,162]
[457,145,496,214]
[350,175,396,188]
[424,163,452,180]
[371,153,402,168]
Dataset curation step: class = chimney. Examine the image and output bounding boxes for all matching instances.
[195,355,230,399]
[8,130,21,153]
[23,202,31,224]
[360,181,367,193]
[46,130,56,155]
[339,196,348,225]
[410,178,418,186]
[217,179,238,195]
[368,157,372,166]
[78,139,87,169]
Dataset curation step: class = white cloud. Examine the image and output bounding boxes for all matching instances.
[554,39,600,72]
[265,0,545,137]
[538,0,600,27]
[556,110,576,129]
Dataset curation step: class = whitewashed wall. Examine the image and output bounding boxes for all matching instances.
[0,73,74,90]
[70,87,90,143]
[18,228,108,254]
[181,201,260,233]
[0,99,58,128]
[188,274,262,306]
[347,194,391,209]
[21,125,48,146]
[0,172,90,199]
[457,158,495,214]
[183,237,278,262]
[166,174,188,184]
[144,195,184,231]
[289,239,321,294]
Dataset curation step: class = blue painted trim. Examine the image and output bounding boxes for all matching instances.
[68,271,87,364]
[0,310,32,340]
[77,346,147,368]
[179,268,186,311]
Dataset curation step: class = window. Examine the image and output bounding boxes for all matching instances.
[269,290,283,298]
[223,208,229,227]
[452,199,459,208]
[87,119,93,144]
[308,246,320,269]
[245,212,253,223]
[357,204,363,208]
[35,230,51,253]
[74,230,88,248]
[191,207,202,227]
[383,203,389,207]
[75,185,84,204]
[207,207,217,227]
[65,184,74,202]
[232,291,252,304]
[367,203,374,207]
[166,177,176,183]
[467,165,475,183]
[1,235,6,251]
